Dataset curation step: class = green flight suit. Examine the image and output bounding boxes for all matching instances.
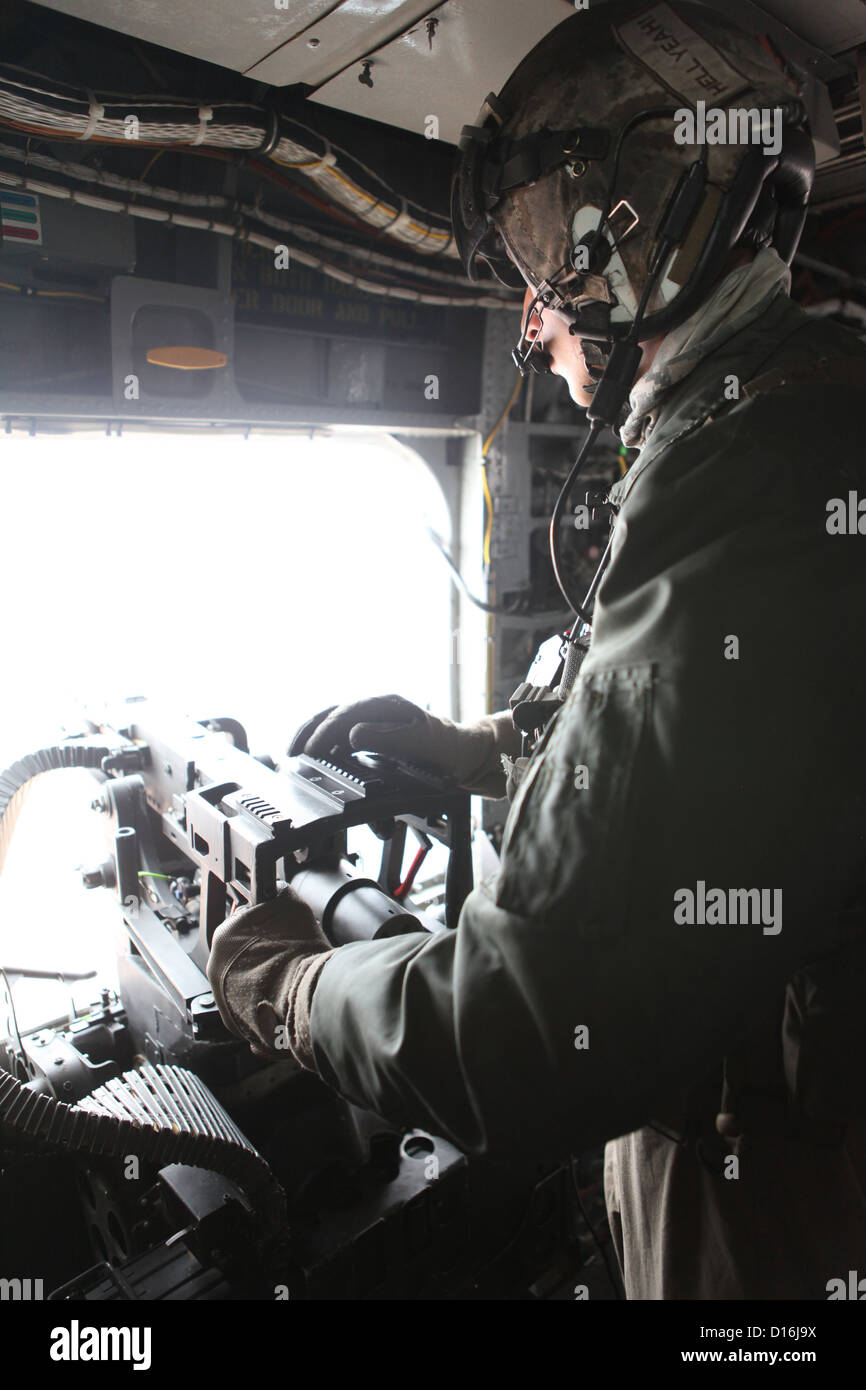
[309,291,866,1297]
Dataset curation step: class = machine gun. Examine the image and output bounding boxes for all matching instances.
[0,701,589,1300]
[70,700,475,1071]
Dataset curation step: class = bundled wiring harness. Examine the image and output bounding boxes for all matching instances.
[0,66,451,254]
[0,63,524,308]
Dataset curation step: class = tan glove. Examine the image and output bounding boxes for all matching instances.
[206,885,335,1070]
[291,695,520,799]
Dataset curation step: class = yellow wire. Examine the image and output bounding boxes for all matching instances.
[0,281,105,302]
[481,462,494,569]
[283,159,453,244]
[480,374,524,568]
[35,289,106,302]
[482,374,523,457]
[326,165,447,238]
[138,149,163,182]
[270,155,329,170]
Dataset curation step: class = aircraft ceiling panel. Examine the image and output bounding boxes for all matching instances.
[254,0,578,143]
[245,0,499,88]
[26,0,348,77]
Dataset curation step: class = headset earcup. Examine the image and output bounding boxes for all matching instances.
[769,126,814,264]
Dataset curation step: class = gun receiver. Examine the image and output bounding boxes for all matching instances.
[75,701,472,1060]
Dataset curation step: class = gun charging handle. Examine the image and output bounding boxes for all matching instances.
[291,862,433,946]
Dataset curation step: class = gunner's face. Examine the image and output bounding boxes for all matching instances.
[520,284,665,410]
[521,286,598,408]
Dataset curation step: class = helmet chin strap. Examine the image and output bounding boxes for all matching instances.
[511,264,578,375]
[512,288,551,374]
[547,245,667,647]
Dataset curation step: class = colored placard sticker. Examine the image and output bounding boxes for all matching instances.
[0,190,42,245]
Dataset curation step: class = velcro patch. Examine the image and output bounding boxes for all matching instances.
[614,3,749,106]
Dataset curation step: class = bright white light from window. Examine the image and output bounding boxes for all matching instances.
[0,429,454,1032]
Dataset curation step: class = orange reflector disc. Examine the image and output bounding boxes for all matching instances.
[145,346,227,370]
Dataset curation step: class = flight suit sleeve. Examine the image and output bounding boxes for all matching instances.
[308,394,866,1159]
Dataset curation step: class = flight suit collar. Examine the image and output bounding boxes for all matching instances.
[609,292,808,509]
